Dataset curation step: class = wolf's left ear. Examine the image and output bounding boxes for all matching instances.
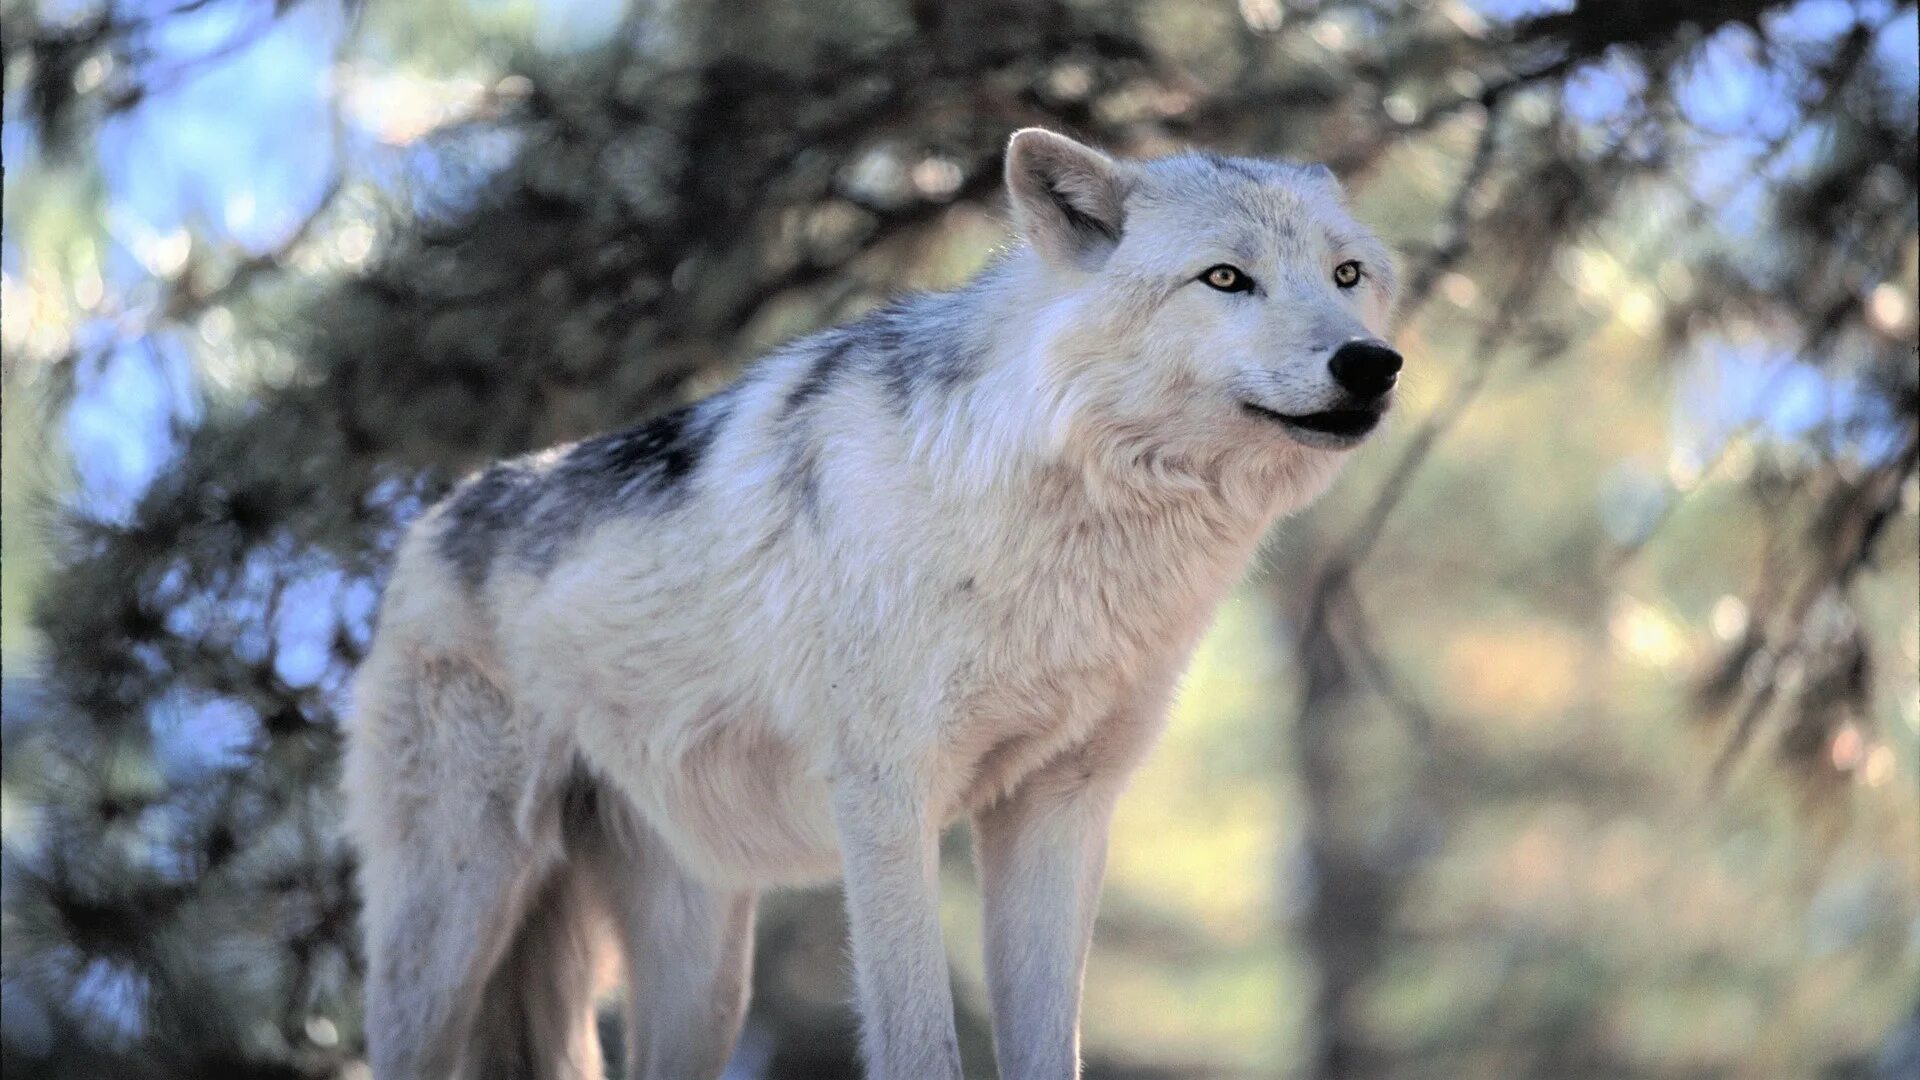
[1005,129,1129,270]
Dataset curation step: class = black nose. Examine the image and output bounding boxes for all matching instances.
[1328,340,1403,398]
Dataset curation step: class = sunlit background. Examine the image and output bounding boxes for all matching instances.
[3,1,1917,1078]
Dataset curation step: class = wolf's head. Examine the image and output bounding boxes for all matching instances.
[1005,128,1401,465]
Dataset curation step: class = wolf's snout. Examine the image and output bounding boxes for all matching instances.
[1328,341,1402,399]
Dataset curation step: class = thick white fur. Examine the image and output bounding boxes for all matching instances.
[343,129,1399,1080]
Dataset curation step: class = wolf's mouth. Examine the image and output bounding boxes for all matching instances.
[1241,401,1383,441]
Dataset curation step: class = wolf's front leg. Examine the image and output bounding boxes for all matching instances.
[973,732,1151,1080]
[831,768,964,1080]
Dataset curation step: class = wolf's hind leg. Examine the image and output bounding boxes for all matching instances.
[360,815,553,1080]
[459,862,609,1080]
[351,657,562,1080]
[579,800,756,1080]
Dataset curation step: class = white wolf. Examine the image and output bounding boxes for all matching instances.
[343,128,1402,1080]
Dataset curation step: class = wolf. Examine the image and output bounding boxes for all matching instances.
[343,127,1402,1080]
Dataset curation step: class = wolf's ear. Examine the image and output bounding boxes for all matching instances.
[1005,128,1129,270]
[1299,162,1343,193]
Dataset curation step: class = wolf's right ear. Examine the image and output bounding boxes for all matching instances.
[1299,162,1344,195]
[1005,129,1129,270]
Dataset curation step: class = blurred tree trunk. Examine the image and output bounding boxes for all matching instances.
[1279,567,1441,1080]
[1287,576,1378,1080]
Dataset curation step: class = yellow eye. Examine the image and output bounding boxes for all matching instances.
[1333,260,1362,288]
[1202,264,1251,292]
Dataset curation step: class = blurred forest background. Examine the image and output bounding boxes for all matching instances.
[3,0,1918,1078]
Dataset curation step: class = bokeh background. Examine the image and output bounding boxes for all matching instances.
[3,1,1918,1078]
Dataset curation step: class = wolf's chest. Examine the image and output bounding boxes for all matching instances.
[951,511,1244,677]
[923,535,1233,811]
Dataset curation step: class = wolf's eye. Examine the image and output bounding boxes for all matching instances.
[1201,264,1254,293]
[1333,260,1363,289]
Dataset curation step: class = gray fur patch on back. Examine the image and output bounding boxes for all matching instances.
[433,275,992,587]
[766,288,992,528]
[849,288,992,414]
[434,391,734,590]
[780,335,851,420]
[435,462,545,593]
[772,338,850,528]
